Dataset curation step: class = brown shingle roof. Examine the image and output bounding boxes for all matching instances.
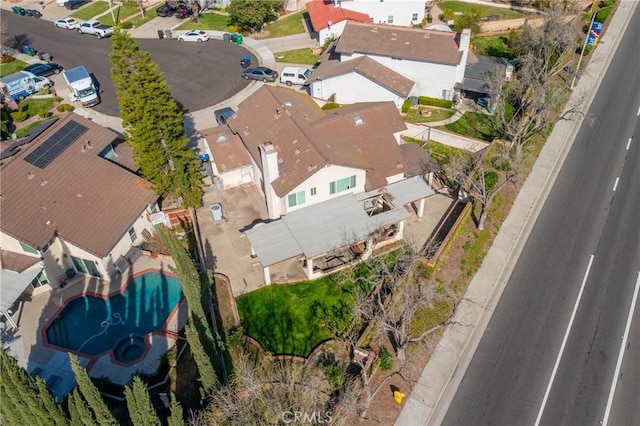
[399,143,442,176]
[311,47,415,97]
[0,114,157,257]
[0,250,40,273]
[202,126,251,173]
[335,21,463,65]
[228,86,407,196]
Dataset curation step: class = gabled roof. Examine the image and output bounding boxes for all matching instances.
[310,45,415,98]
[0,250,40,273]
[335,21,464,65]
[399,143,442,176]
[227,86,407,196]
[202,126,251,173]
[458,54,508,94]
[0,114,157,257]
[306,0,371,32]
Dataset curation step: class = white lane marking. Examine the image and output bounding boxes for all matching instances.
[637,105,640,116]
[602,272,640,426]
[613,177,620,192]
[534,255,595,426]
[627,138,633,150]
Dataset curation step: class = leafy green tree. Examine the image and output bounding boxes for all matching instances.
[167,393,185,426]
[453,7,483,35]
[0,349,68,425]
[68,389,97,426]
[109,28,204,208]
[228,0,282,32]
[125,376,161,426]
[69,354,117,426]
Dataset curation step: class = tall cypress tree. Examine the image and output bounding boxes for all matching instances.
[167,393,185,426]
[124,376,161,426]
[68,389,96,426]
[0,349,68,425]
[110,28,203,207]
[68,354,117,426]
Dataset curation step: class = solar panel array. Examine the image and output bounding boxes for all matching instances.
[24,120,88,169]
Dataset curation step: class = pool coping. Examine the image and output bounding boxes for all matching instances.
[41,268,185,372]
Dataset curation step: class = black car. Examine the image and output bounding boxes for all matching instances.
[156,2,177,17]
[214,107,236,125]
[175,6,192,19]
[65,0,89,10]
[23,63,63,77]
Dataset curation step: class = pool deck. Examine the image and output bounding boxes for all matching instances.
[5,255,188,395]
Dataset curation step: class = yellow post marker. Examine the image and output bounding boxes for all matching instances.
[394,390,405,404]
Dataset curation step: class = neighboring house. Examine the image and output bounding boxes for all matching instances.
[309,22,472,103]
[456,54,512,100]
[307,0,427,43]
[201,125,254,189]
[0,114,158,326]
[221,85,440,283]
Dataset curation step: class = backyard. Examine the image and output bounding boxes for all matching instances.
[439,0,532,19]
[472,34,515,59]
[404,106,456,124]
[254,11,308,38]
[274,48,319,66]
[177,12,230,31]
[441,111,498,142]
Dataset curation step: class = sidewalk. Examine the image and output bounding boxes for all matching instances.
[395,1,638,425]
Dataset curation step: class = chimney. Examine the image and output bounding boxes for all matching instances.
[260,142,280,220]
[456,28,471,85]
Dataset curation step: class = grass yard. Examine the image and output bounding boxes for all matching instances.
[439,1,531,19]
[99,3,143,26]
[125,4,160,27]
[441,111,497,142]
[258,11,307,38]
[70,1,111,21]
[237,276,358,357]
[15,119,52,138]
[18,98,56,118]
[177,12,230,31]
[401,137,470,166]
[473,34,515,59]
[0,59,27,77]
[274,48,319,66]
[404,107,456,124]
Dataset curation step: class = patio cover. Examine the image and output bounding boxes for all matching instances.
[0,264,41,313]
[245,176,433,267]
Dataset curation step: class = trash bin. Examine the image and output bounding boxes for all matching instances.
[12,6,26,15]
[230,33,238,43]
[38,52,51,62]
[240,55,251,69]
[199,153,210,162]
[223,33,231,43]
[235,34,243,45]
[157,29,164,39]
[165,29,172,39]
[22,45,35,57]
[210,203,223,222]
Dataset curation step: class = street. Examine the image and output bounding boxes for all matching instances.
[4,13,256,116]
[442,5,640,426]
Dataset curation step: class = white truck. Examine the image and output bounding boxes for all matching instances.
[0,71,52,101]
[77,20,113,38]
[63,66,100,107]
[280,67,312,86]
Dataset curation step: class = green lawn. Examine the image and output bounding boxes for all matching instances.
[19,98,56,117]
[125,5,160,27]
[274,48,319,66]
[404,107,456,124]
[99,3,143,26]
[0,59,27,77]
[259,11,307,38]
[439,1,531,19]
[70,1,111,21]
[177,12,230,31]
[401,138,470,165]
[441,111,498,142]
[16,119,52,138]
[237,276,362,356]
[473,34,515,59]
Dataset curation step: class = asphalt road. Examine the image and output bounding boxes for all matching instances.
[442,7,640,426]
[4,13,256,116]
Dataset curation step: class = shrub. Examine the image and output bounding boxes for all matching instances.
[418,96,453,109]
[321,102,340,110]
[56,103,75,112]
[37,87,50,95]
[1,53,15,64]
[10,111,28,122]
[441,9,455,22]
[378,348,393,371]
[120,21,134,29]
[53,96,63,102]
[484,171,499,191]
[38,110,52,118]
[227,24,238,33]
[323,363,346,389]
[402,98,412,114]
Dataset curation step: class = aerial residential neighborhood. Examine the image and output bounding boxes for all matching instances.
[1,0,638,425]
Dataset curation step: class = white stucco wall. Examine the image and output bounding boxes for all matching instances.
[281,164,367,215]
[339,0,425,26]
[0,232,43,257]
[309,73,405,108]
[318,20,349,46]
[341,52,459,99]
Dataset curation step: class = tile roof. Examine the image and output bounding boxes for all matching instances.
[0,250,40,273]
[202,126,251,173]
[306,0,372,31]
[335,21,464,65]
[399,143,442,176]
[311,45,415,97]
[0,114,157,257]
[228,86,407,197]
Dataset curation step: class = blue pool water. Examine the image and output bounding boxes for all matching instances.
[45,272,182,358]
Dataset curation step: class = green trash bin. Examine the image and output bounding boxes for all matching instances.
[235,34,243,45]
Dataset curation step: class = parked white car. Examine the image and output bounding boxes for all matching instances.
[178,30,210,43]
[56,0,68,6]
[55,17,80,30]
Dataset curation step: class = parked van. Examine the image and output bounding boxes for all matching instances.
[280,67,312,86]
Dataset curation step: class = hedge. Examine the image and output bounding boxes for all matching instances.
[402,98,412,113]
[418,96,453,109]
[56,103,75,112]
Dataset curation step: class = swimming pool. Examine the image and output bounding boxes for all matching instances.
[45,272,182,362]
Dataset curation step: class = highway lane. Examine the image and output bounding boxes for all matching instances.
[4,13,255,115]
[442,6,640,426]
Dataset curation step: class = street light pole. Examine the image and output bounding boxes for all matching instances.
[571,5,615,88]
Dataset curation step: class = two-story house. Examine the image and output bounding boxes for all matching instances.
[0,114,158,326]
[309,22,471,105]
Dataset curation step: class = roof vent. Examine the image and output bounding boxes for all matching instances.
[275,108,281,118]
[391,32,397,40]
[40,179,48,186]
[295,148,301,155]
[77,193,83,198]
[46,220,52,226]
[244,126,250,136]
[354,116,364,126]
[217,135,228,143]
[404,40,410,45]
[86,140,93,149]
[424,33,430,39]
[371,27,378,33]
[304,113,309,120]
[27,172,35,180]
[284,101,293,107]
